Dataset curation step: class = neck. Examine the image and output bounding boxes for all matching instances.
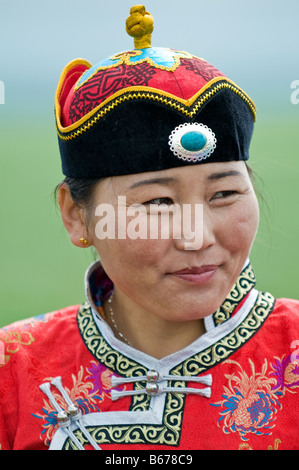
[103,289,206,359]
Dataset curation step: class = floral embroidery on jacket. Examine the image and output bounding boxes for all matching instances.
[211,359,282,441]
[32,363,124,446]
[86,360,123,396]
[33,366,101,446]
[270,354,299,393]
[0,313,54,367]
[211,355,299,442]
[0,330,35,367]
[238,438,281,450]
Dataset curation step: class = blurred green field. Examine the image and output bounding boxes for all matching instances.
[0,117,298,327]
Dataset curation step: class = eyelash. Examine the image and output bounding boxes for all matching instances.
[143,191,238,208]
[144,197,174,206]
[211,190,238,200]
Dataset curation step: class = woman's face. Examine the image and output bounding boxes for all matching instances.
[88,161,259,321]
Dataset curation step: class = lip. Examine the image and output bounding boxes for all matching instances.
[169,265,219,285]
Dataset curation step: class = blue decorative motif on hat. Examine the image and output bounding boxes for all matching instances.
[76,48,193,90]
[168,123,217,162]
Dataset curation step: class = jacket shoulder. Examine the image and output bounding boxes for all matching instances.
[0,304,80,333]
[0,305,81,367]
[268,297,299,338]
[274,297,299,316]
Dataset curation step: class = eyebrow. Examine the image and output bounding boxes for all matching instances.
[128,170,243,189]
[128,177,178,189]
[207,170,243,180]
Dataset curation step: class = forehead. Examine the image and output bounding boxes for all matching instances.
[112,161,248,189]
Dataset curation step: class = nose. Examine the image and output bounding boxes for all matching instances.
[173,205,216,251]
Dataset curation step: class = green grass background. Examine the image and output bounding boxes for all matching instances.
[0,113,298,328]
[1,0,298,327]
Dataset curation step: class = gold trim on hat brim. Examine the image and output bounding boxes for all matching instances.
[56,74,256,142]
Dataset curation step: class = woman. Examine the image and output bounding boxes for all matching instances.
[1,6,298,450]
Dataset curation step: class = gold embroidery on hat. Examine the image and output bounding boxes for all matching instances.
[56,77,256,142]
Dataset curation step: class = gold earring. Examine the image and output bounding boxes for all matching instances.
[80,237,88,246]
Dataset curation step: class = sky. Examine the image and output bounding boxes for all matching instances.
[1,0,298,123]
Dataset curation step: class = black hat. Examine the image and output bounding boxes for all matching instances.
[55,5,256,178]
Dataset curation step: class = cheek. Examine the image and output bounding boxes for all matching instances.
[94,236,168,285]
[218,197,259,253]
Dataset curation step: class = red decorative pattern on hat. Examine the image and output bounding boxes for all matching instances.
[62,56,226,127]
[67,62,156,125]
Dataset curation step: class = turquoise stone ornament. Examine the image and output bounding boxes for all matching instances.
[168,123,217,162]
[181,131,207,152]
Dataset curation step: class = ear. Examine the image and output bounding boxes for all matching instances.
[57,183,91,247]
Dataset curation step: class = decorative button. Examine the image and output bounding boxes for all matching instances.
[168,122,217,162]
[67,404,81,420]
[181,131,207,152]
[57,411,70,427]
[146,382,159,396]
[146,369,159,382]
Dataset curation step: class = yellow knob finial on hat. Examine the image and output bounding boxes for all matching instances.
[126,5,154,49]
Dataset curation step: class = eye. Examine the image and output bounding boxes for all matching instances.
[144,197,174,206]
[211,190,238,200]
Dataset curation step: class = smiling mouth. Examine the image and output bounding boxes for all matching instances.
[169,265,219,284]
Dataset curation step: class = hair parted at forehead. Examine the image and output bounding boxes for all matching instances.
[55,5,256,179]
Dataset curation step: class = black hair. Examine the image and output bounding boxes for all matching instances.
[54,176,104,230]
[61,176,102,209]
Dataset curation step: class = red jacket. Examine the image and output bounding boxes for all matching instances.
[1,262,299,450]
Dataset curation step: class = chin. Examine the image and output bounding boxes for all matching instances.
[162,298,222,322]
